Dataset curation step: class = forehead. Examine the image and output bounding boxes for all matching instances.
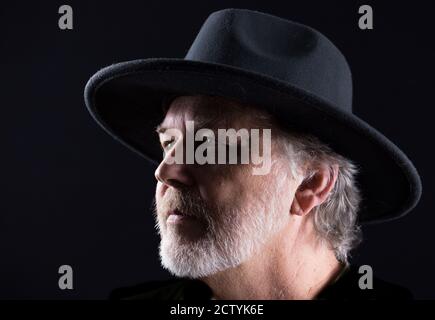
[158,95,265,131]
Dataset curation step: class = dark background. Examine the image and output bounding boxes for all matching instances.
[1,1,434,299]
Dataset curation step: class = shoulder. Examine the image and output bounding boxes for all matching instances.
[109,278,213,300]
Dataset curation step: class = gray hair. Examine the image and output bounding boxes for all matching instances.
[276,130,363,264]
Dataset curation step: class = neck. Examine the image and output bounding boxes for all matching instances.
[200,217,344,300]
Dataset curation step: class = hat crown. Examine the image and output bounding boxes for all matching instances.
[186,9,353,113]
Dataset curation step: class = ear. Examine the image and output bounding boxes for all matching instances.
[290,164,339,216]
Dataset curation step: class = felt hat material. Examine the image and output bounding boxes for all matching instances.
[84,9,422,224]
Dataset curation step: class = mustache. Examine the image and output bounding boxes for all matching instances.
[154,188,211,220]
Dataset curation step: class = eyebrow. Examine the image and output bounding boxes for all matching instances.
[155,117,221,135]
[155,124,167,134]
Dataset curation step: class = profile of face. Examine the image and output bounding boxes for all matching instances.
[154,95,296,278]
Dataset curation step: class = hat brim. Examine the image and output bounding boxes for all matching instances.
[84,58,422,224]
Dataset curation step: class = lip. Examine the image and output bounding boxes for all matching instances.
[166,209,195,224]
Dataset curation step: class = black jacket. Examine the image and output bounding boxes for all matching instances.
[110,266,413,300]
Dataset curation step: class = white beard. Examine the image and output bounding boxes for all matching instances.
[154,183,288,279]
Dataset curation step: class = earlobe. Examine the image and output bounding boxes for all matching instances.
[290,197,305,216]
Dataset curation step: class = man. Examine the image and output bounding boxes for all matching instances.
[84,9,422,299]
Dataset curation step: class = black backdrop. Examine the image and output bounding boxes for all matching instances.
[1,1,434,299]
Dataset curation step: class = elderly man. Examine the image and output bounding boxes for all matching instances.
[85,9,421,300]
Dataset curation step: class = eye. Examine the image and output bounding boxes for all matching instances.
[162,138,175,151]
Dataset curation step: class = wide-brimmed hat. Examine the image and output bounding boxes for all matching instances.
[84,8,422,224]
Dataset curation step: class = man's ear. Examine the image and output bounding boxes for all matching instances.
[290,164,339,216]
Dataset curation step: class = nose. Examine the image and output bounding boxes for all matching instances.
[154,150,195,190]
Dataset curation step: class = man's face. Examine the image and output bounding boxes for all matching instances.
[154,95,294,278]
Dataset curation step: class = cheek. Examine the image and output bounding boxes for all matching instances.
[195,166,249,205]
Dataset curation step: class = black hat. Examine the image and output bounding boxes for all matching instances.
[84,8,422,224]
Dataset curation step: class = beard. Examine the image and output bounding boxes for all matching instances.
[153,181,287,279]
